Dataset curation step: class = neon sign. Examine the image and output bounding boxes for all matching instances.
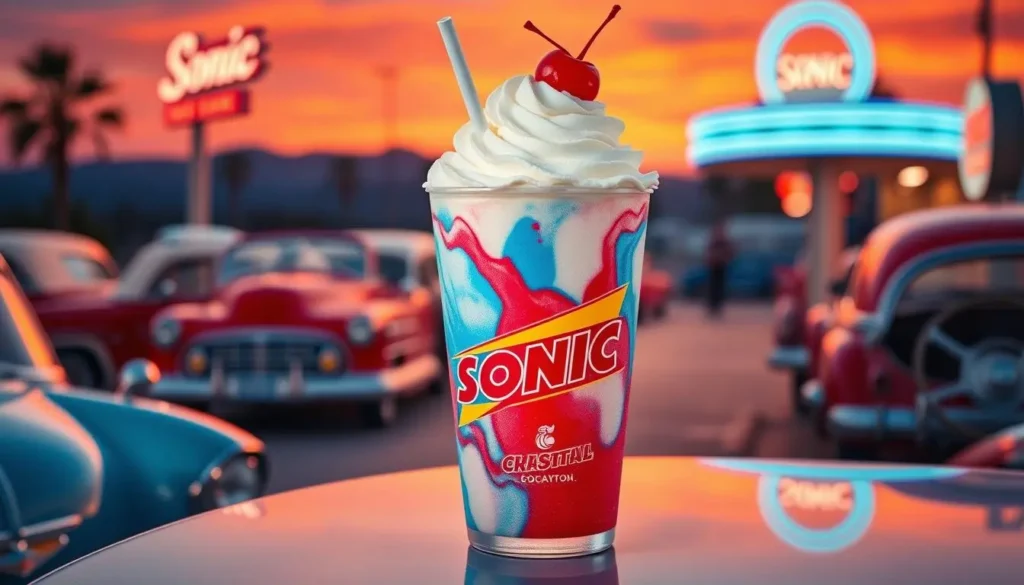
[958,77,1024,202]
[157,26,268,128]
[755,1,875,104]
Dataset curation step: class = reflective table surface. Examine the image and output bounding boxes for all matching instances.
[34,457,1024,584]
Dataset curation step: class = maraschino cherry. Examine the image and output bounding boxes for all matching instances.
[524,5,621,102]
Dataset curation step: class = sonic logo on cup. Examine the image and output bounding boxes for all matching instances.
[453,284,629,427]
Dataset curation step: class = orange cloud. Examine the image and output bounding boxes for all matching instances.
[0,0,1022,176]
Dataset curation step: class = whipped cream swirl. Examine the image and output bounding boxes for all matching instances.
[426,75,659,191]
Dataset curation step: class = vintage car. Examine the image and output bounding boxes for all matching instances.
[768,246,860,415]
[35,225,242,390]
[0,253,267,585]
[805,206,1024,460]
[0,229,118,306]
[346,229,444,360]
[27,457,1024,585]
[949,421,1024,470]
[638,255,672,323]
[147,231,443,427]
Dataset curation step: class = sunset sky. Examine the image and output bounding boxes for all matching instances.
[0,0,1022,176]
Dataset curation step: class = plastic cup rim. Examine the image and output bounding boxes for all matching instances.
[425,186,655,196]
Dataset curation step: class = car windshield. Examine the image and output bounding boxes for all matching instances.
[377,253,408,287]
[61,253,118,283]
[0,266,59,369]
[216,237,368,286]
[905,257,1024,299]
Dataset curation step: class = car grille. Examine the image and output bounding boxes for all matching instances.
[189,333,338,375]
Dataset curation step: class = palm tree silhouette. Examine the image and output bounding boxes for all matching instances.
[329,155,359,221]
[219,150,251,227]
[0,44,124,231]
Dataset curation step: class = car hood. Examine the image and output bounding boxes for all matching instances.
[0,384,102,531]
[45,386,263,456]
[204,273,403,323]
[29,457,1024,585]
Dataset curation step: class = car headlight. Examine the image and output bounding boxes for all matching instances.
[151,318,181,348]
[185,347,208,375]
[347,315,374,345]
[317,346,342,373]
[189,453,267,513]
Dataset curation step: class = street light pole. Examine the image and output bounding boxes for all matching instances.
[377,66,399,153]
[376,66,399,226]
[977,0,993,79]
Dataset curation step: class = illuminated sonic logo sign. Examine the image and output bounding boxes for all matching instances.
[755,0,876,105]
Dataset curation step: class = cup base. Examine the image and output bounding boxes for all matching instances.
[468,528,615,559]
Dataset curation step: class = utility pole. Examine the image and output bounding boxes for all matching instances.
[377,66,399,153]
[376,66,399,226]
[977,0,993,79]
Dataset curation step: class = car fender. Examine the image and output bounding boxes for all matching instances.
[42,388,262,562]
[0,387,102,529]
[819,327,870,408]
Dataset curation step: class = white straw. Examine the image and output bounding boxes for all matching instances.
[437,17,487,133]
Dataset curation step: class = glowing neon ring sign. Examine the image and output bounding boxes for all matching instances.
[755,0,876,104]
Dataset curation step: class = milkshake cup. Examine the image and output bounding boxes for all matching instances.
[429,7,657,558]
[430,187,649,557]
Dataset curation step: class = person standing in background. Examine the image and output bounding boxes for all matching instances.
[705,220,733,317]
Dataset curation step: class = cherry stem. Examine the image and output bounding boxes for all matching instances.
[577,4,621,60]
[524,21,571,54]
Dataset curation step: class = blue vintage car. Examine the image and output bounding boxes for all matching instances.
[0,255,268,584]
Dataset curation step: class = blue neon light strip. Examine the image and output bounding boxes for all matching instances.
[688,102,961,140]
[689,131,960,167]
[686,101,963,167]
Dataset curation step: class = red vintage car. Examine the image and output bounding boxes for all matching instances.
[0,229,118,306]
[146,231,443,428]
[33,226,242,389]
[639,255,672,323]
[804,206,1024,460]
[768,247,859,414]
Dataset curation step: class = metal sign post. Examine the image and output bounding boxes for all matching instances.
[157,26,269,225]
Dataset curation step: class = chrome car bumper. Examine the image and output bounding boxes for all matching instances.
[827,405,1024,442]
[767,346,809,371]
[151,354,441,403]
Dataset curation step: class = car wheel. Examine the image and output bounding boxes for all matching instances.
[792,371,810,417]
[836,442,879,461]
[59,350,103,389]
[361,397,398,428]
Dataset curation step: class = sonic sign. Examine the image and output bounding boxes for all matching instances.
[755,0,876,104]
[157,26,268,127]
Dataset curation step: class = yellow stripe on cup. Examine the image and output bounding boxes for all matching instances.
[455,284,629,427]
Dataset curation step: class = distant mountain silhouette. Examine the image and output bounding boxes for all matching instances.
[0,148,704,230]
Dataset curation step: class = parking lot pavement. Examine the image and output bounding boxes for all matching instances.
[255,301,827,495]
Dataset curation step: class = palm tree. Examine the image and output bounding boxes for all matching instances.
[0,44,124,231]
[329,155,359,218]
[219,150,251,227]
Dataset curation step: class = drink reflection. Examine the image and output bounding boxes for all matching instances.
[883,471,1024,533]
[757,474,875,554]
[464,547,617,585]
[701,458,965,555]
